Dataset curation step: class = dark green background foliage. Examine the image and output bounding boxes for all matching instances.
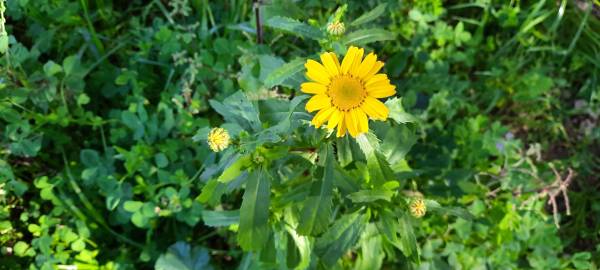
[1,0,599,269]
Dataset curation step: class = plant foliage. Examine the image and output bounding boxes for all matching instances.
[1,0,599,269]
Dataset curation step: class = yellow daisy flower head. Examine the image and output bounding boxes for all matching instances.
[409,197,427,218]
[207,127,230,152]
[301,46,396,137]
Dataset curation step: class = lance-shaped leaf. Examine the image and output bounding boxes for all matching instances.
[297,144,334,235]
[356,133,395,186]
[347,189,393,203]
[336,136,354,167]
[381,124,416,165]
[350,3,388,26]
[425,199,474,220]
[286,225,311,270]
[376,210,401,247]
[341,29,395,46]
[355,224,385,270]
[264,58,305,88]
[202,210,240,227]
[315,211,366,266]
[264,16,324,40]
[385,97,418,124]
[397,213,419,262]
[238,168,271,251]
[209,91,261,132]
[217,154,252,183]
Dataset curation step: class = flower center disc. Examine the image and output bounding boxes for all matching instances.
[328,76,366,111]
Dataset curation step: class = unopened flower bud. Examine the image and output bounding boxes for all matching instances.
[409,197,427,218]
[327,21,345,36]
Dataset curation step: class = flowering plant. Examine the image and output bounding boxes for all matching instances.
[194,6,471,266]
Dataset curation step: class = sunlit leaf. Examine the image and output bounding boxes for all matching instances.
[238,168,271,251]
[264,16,324,40]
[297,144,334,235]
[350,3,387,26]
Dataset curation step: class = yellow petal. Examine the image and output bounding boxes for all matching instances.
[368,89,396,99]
[349,48,365,76]
[365,74,389,87]
[366,79,392,89]
[336,114,347,137]
[355,109,369,134]
[305,60,331,84]
[306,71,329,85]
[311,107,335,127]
[341,46,358,74]
[327,109,343,130]
[363,61,384,80]
[301,82,327,94]
[357,53,377,79]
[306,94,331,112]
[367,85,396,98]
[361,96,389,120]
[329,52,341,69]
[360,101,380,119]
[320,52,340,76]
[345,111,359,137]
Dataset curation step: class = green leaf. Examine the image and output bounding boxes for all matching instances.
[356,134,395,186]
[341,29,395,46]
[381,125,417,168]
[285,226,311,270]
[0,35,8,54]
[385,97,418,124]
[43,60,63,77]
[426,199,474,220]
[238,168,271,251]
[217,155,251,183]
[13,241,33,257]
[77,93,90,105]
[397,214,418,260]
[336,136,355,167]
[154,153,169,168]
[350,3,387,26]
[209,92,261,132]
[571,252,592,269]
[80,149,101,167]
[264,58,305,88]
[71,238,86,252]
[197,179,227,206]
[315,212,366,266]
[202,210,240,227]
[10,136,42,157]
[62,55,79,76]
[81,167,98,182]
[155,241,213,270]
[264,16,324,40]
[121,111,145,140]
[123,201,143,212]
[376,210,400,246]
[347,189,393,203]
[355,224,384,270]
[369,152,394,185]
[297,144,334,235]
[131,210,151,228]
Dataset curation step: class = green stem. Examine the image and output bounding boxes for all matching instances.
[61,150,144,249]
[79,0,105,54]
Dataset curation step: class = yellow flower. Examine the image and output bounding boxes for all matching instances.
[409,197,426,218]
[207,127,230,152]
[301,46,395,137]
[326,21,345,36]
